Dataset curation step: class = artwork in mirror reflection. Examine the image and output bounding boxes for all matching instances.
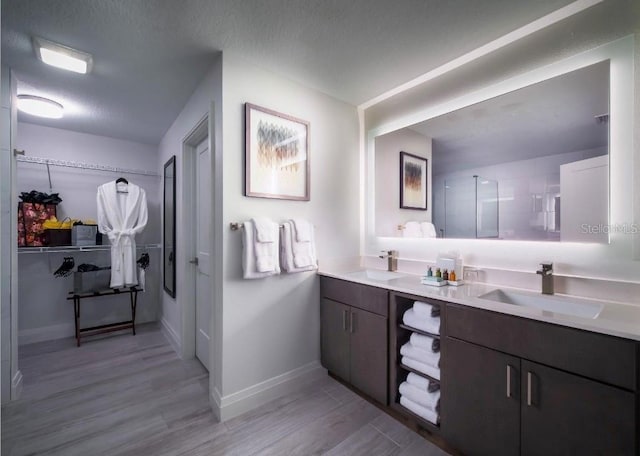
[374,61,609,243]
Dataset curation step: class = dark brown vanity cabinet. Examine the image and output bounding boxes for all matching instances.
[320,277,388,404]
[443,303,638,456]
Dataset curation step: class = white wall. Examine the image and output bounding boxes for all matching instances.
[219,53,359,417]
[15,123,161,343]
[375,128,432,237]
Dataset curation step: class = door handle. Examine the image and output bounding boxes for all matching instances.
[350,311,355,333]
[527,371,533,406]
[506,364,512,398]
[342,310,348,331]
[189,257,199,265]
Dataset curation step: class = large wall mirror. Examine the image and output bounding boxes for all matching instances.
[373,60,610,243]
[163,156,176,297]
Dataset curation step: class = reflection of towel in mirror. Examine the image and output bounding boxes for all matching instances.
[280,222,317,273]
[402,221,422,237]
[242,220,280,279]
[421,222,437,238]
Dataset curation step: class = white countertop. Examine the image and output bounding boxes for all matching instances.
[318,266,640,342]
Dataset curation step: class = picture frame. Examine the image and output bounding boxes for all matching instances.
[245,103,310,201]
[400,151,428,210]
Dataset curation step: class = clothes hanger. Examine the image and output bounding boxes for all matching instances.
[116,177,129,192]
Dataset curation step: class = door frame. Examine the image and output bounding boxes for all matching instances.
[180,111,214,364]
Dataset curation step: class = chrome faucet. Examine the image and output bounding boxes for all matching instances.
[536,262,554,295]
[380,250,398,272]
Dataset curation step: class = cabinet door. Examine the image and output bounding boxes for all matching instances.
[320,298,351,382]
[349,307,388,404]
[521,360,636,456]
[441,337,520,456]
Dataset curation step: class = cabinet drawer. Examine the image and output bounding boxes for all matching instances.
[321,277,388,317]
[446,303,637,390]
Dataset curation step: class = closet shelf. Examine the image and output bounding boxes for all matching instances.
[18,243,161,254]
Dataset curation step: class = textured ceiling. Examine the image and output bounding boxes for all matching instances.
[2,0,577,145]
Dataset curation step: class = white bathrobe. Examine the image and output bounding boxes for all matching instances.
[97,181,148,288]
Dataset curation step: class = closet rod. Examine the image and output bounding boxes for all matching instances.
[16,155,160,177]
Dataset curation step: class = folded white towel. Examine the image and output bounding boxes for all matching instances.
[407,372,431,391]
[403,308,440,335]
[400,396,438,425]
[252,217,276,243]
[413,301,439,317]
[399,381,440,411]
[291,218,312,242]
[400,342,440,368]
[242,220,280,279]
[289,219,317,268]
[402,356,440,380]
[402,221,422,237]
[421,222,437,238]
[280,222,317,273]
[410,332,439,352]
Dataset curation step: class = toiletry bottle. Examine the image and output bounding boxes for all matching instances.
[443,269,449,281]
[449,270,456,282]
[427,267,432,277]
[435,268,441,278]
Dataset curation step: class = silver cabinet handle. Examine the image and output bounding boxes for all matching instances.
[350,311,355,333]
[527,372,533,406]
[506,365,512,398]
[342,310,348,331]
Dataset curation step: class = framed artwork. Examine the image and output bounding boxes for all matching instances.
[400,151,428,210]
[245,103,310,200]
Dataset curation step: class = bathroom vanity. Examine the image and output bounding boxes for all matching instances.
[319,270,640,456]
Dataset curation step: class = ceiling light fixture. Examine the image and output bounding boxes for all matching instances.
[17,95,64,118]
[32,37,93,74]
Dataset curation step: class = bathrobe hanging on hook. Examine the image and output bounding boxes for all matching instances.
[97,180,148,288]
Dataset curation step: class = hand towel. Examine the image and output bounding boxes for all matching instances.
[399,381,440,411]
[413,301,440,318]
[242,220,280,279]
[291,218,312,242]
[402,356,440,380]
[402,221,422,237]
[407,372,439,393]
[403,308,440,335]
[421,222,437,238]
[289,219,317,268]
[252,217,276,243]
[280,222,317,273]
[410,332,440,353]
[400,396,439,425]
[400,342,440,368]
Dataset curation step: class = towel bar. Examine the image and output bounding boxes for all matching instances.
[230,222,286,231]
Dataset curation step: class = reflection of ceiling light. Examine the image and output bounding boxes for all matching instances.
[17,95,64,118]
[33,37,92,74]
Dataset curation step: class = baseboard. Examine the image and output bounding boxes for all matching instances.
[160,317,182,356]
[216,360,326,421]
[210,386,222,421]
[12,369,23,400]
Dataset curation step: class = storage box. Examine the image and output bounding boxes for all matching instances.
[71,225,100,246]
[43,229,71,247]
[73,270,111,293]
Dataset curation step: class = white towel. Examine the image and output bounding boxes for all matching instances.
[252,217,276,242]
[137,267,145,291]
[402,356,440,380]
[399,381,440,411]
[400,396,438,425]
[242,220,280,279]
[410,332,439,352]
[291,218,312,242]
[413,301,438,317]
[402,221,422,237]
[407,372,431,391]
[289,219,317,268]
[400,342,440,368]
[421,222,437,238]
[280,222,317,273]
[403,308,440,335]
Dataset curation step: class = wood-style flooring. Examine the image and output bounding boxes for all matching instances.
[1,324,449,455]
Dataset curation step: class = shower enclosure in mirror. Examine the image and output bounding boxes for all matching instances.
[373,60,610,243]
[163,156,176,298]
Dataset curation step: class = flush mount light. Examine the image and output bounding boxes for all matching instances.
[17,95,64,119]
[32,36,93,74]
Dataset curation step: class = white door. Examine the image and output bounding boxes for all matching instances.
[195,138,211,370]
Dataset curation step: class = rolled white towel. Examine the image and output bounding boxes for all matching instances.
[402,356,440,380]
[410,332,440,352]
[402,221,422,237]
[421,222,437,238]
[400,342,440,368]
[407,372,439,393]
[400,396,438,425]
[403,308,440,335]
[413,301,440,317]
[399,381,440,411]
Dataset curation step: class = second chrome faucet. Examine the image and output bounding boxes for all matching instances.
[380,250,399,272]
[536,262,554,295]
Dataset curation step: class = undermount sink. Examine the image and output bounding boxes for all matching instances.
[345,269,405,282]
[478,289,604,319]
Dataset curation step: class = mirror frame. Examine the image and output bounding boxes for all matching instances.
[163,155,176,298]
